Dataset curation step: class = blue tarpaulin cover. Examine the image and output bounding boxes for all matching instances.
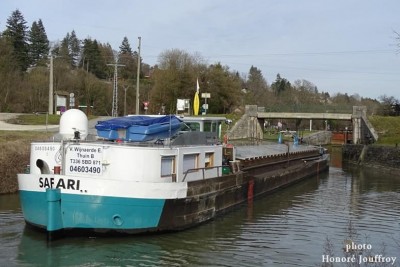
[95,115,182,131]
[95,115,183,141]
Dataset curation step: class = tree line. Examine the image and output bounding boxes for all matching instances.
[1,9,399,117]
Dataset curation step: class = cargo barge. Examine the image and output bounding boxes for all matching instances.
[17,109,329,238]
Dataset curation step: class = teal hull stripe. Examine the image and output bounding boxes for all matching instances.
[19,190,166,230]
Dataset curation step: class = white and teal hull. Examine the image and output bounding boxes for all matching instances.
[18,173,188,235]
[19,190,166,232]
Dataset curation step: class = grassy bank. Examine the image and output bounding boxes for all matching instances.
[6,113,61,125]
[368,115,400,145]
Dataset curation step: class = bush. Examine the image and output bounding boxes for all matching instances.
[0,140,30,193]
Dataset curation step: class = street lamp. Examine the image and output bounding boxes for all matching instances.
[123,85,129,116]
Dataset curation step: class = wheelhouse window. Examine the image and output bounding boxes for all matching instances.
[204,121,212,132]
[205,152,214,168]
[184,122,200,131]
[183,154,199,173]
[204,121,220,133]
[161,156,176,177]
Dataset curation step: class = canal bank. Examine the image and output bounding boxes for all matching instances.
[0,139,30,194]
[342,144,400,173]
[0,113,56,194]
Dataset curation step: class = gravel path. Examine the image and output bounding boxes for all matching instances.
[0,113,58,131]
[0,113,108,132]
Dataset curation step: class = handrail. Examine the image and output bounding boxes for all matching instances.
[241,153,322,171]
[182,165,225,182]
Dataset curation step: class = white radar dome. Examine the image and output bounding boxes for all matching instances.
[59,109,88,139]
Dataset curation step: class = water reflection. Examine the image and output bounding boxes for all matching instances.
[328,145,343,169]
[19,227,175,266]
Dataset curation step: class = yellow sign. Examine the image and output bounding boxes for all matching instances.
[193,92,199,115]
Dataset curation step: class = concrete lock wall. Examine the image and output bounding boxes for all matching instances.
[228,105,264,140]
[302,131,332,145]
[352,106,378,144]
[343,144,400,170]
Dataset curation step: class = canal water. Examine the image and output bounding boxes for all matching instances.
[1,149,399,267]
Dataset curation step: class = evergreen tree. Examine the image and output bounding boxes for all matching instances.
[3,9,29,71]
[118,37,136,80]
[271,73,291,96]
[119,36,133,55]
[81,38,107,79]
[29,19,49,66]
[246,66,268,105]
[69,30,81,67]
[59,32,73,66]
[58,30,81,67]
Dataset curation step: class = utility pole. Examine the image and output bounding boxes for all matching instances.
[48,54,54,115]
[136,37,141,115]
[107,61,125,117]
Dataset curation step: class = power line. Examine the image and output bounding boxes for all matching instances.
[206,49,395,58]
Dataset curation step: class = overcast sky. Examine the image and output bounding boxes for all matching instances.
[2,0,400,100]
